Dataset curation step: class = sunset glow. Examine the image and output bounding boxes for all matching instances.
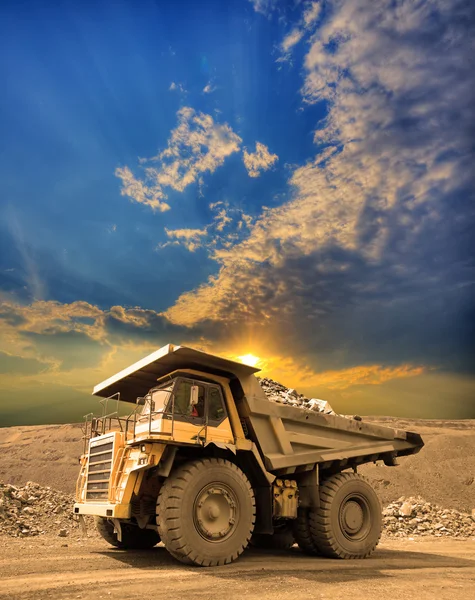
[237,354,261,368]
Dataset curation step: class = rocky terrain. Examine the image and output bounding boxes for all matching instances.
[382,496,475,538]
[1,482,474,541]
[0,481,92,540]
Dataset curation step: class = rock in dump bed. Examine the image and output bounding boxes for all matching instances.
[257,377,337,414]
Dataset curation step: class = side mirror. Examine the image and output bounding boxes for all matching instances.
[136,397,146,406]
[190,385,199,406]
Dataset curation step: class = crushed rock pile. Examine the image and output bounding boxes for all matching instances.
[2,482,474,541]
[257,377,337,415]
[383,496,475,538]
[0,481,85,538]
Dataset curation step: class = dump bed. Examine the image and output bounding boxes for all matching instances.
[237,391,424,474]
[91,343,424,475]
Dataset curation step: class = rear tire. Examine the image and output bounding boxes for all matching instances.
[251,521,295,550]
[94,517,160,549]
[293,508,319,555]
[157,458,256,566]
[309,472,381,559]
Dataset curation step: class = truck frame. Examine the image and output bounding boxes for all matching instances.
[74,343,424,566]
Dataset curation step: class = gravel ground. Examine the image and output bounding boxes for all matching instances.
[0,536,474,600]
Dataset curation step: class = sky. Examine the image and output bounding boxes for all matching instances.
[0,0,474,427]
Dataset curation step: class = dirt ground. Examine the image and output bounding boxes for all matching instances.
[0,536,474,600]
[1,418,474,599]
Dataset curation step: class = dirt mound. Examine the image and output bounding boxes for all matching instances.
[360,427,475,512]
[0,424,83,493]
[0,481,81,538]
[382,496,475,538]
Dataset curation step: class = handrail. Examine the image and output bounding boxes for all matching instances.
[81,388,179,452]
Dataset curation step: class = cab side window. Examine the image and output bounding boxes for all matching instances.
[172,380,205,418]
[208,386,226,422]
[191,385,205,418]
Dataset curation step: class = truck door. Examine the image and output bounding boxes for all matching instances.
[167,380,234,446]
[169,379,207,444]
[205,385,234,445]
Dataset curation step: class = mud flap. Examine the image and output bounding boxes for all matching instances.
[111,518,123,542]
[253,485,274,534]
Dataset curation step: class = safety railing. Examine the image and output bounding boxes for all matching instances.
[80,390,181,453]
[80,393,141,454]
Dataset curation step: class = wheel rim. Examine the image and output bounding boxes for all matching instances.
[338,493,372,541]
[193,483,239,543]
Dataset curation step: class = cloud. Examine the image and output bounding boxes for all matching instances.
[0,299,163,363]
[203,82,216,94]
[115,166,171,211]
[248,0,279,17]
[158,202,250,253]
[256,354,425,390]
[303,1,321,27]
[0,298,191,398]
[163,227,208,252]
[281,28,304,53]
[276,2,321,62]
[0,351,48,375]
[243,142,279,177]
[169,81,186,93]
[301,363,426,391]
[116,108,242,210]
[162,0,474,384]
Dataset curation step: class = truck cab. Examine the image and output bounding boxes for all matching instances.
[133,375,233,445]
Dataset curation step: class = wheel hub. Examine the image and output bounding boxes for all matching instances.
[341,501,364,533]
[194,484,238,542]
[339,494,371,541]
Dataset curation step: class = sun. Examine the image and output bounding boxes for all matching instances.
[237,353,261,367]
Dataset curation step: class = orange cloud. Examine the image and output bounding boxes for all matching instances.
[256,355,426,391]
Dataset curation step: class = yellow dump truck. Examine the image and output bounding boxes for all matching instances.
[74,343,424,566]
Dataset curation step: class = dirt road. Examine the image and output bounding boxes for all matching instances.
[0,537,474,600]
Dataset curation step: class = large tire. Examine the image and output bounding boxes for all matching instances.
[309,472,382,559]
[251,521,295,550]
[293,507,319,555]
[157,458,256,566]
[94,517,160,549]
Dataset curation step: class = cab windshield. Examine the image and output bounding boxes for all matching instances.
[138,384,173,420]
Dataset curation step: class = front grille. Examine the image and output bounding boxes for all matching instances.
[86,437,114,501]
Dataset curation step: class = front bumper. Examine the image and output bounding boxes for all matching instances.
[73,502,131,519]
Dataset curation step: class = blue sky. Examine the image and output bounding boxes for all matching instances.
[0,0,323,310]
[0,0,474,426]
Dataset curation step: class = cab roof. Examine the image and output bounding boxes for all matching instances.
[93,343,260,403]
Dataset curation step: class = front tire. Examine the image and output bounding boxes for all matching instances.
[94,517,160,549]
[157,458,256,566]
[309,472,381,559]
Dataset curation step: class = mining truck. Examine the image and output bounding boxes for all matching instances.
[74,343,424,566]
